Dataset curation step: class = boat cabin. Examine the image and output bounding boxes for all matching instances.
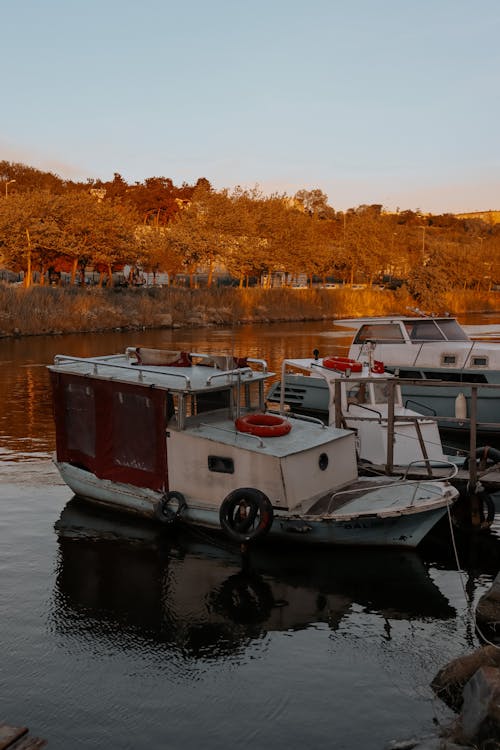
[49,348,270,497]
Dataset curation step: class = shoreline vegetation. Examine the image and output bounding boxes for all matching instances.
[1,284,499,339]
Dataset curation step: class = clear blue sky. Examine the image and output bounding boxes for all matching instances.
[2,0,499,213]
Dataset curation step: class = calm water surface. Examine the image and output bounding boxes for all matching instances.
[2,316,500,749]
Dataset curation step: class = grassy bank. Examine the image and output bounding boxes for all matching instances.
[1,283,499,338]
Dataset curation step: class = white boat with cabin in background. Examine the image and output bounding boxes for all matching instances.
[48,346,458,549]
[333,314,500,433]
[266,352,447,473]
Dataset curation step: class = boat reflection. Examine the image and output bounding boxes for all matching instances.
[52,498,456,658]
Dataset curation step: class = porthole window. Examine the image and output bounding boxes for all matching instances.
[318,453,329,471]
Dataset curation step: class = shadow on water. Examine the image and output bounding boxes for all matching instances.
[51,497,460,660]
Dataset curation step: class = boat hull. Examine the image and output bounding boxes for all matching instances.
[55,461,451,549]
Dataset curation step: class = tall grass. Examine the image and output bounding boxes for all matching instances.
[0,283,498,338]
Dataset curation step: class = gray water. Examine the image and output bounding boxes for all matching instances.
[1,318,500,749]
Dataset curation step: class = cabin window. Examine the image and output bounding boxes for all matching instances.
[405,320,445,341]
[471,356,488,367]
[441,354,457,365]
[112,391,156,471]
[435,319,469,341]
[208,455,234,474]
[354,323,404,344]
[64,382,96,457]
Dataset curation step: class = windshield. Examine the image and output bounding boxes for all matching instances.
[354,323,405,344]
[403,319,468,342]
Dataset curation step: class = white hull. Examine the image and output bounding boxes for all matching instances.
[56,461,455,549]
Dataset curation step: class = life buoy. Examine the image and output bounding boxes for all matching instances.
[219,488,274,543]
[323,356,362,373]
[156,491,187,524]
[371,360,385,374]
[235,413,292,437]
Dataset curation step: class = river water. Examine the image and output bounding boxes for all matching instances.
[2,315,500,749]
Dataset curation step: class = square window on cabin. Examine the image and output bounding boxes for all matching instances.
[471,357,488,367]
[208,455,234,474]
[442,355,456,365]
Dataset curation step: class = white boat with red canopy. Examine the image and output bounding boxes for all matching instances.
[48,346,458,549]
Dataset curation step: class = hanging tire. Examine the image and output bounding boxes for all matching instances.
[219,488,274,543]
[156,491,187,524]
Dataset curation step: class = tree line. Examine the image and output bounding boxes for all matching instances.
[0,160,499,305]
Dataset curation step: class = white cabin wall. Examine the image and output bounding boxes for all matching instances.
[167,432,287,509]
[280,433,357,512]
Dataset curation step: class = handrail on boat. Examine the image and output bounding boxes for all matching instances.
[345,402,382,421]
[282,411,327,428]
[206,367,253,385]
[402,459,459,481]
[53,354,193,388]
[190,353,269,374]
[404,398,437,416]
[325,471,454,515]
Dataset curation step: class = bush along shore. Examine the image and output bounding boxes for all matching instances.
[1,283,499,338]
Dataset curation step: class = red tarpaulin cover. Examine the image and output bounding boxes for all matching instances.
[50,371,168,491]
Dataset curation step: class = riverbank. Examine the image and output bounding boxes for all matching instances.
[1,283,499,338]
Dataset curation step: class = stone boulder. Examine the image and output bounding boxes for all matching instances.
[459,665,500,744]
[431,645,500,712]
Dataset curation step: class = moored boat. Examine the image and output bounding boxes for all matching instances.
[266,352,448,472]
[333,314,500,433]
[48,346,459,549]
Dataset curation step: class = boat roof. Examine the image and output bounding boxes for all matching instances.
[334,315,457,327]
[48,349,273,394]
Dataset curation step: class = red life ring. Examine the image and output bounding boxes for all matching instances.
[235,413,292,437]
[323,356,362,373]
[371,360,385,374]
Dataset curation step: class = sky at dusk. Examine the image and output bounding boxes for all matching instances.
[2,0,499,214]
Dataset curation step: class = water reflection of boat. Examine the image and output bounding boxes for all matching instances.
[51,499,456,657]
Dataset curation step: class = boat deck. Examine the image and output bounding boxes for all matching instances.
[182,411,353,456]
[306,475,451,519]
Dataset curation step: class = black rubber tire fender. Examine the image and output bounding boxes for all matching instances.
[156,491,187,524]
[219,488,274,543]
